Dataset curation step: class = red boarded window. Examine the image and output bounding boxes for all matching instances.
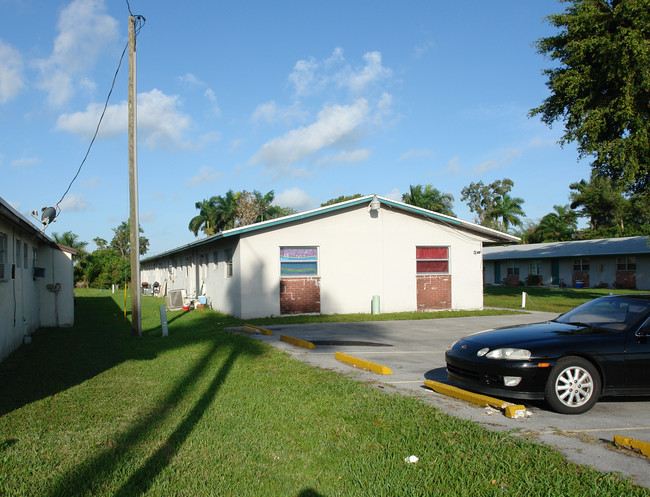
[416,247,449,274]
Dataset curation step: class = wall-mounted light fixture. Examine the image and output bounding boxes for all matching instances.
[368,195,381,212]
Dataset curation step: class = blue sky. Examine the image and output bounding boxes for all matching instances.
[0,0,591,255]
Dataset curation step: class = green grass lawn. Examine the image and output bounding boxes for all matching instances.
[484,285,650,314]
[0,289,648,496]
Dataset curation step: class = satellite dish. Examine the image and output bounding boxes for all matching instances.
[32,206,57,231]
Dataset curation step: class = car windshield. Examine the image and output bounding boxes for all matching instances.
[554,296,650,332]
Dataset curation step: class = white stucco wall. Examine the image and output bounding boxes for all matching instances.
[0,215,74,363]
[235,204,486,319]
[38,247,75,328]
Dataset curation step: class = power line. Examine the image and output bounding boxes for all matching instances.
[54,14,146,217]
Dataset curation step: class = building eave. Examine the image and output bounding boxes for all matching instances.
[142,194,519,262]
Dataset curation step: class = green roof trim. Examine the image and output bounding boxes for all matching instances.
[141,194,514,263]
[377,198,462,225]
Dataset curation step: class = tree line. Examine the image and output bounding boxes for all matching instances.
[52,221,149,288]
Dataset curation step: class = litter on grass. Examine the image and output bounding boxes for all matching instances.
[405,455,419,463]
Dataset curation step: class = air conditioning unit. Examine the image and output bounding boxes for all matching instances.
[167,289,186,310]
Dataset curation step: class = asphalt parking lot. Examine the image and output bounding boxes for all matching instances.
[236,311,650,488]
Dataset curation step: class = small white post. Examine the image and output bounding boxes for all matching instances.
[521,291,527,308]
[159,305,168,337]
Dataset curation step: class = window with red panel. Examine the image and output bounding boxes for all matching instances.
[416,247,449,274]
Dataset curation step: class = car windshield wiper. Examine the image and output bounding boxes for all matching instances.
[566,321,591,327]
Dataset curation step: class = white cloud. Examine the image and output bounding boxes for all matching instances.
[383,188,402,201]
[184,166,221,187]
[11,156,40,168]
[274,187,315,212]
[250,100,307,125]
[399,148,434,161]
[179,73,204,86]
[81,176,101,188]
[56,89,194,149]
[343,51,392,93]
[203,88,222,118]
[374,92,393,122]
[288,57,320,97]
[316,149,369,166]
[288,47,391,97]
[0,40,25,103]
[35,0,119,107]
[140,211,156,223]
[413,40,436,59]
[472,148,522,175]
[446,156,462,174]
[58,193,90,212]
[250,99,369,174]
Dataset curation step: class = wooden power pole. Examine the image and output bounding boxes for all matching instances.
[128,15,142,337]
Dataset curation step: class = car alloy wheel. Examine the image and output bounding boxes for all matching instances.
[544,356,601,414]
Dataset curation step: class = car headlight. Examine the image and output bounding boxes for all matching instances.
[483,348,531,360]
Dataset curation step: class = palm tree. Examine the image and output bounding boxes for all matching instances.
[189,190,240,237]
[253,190,284,222]
[213,190,238,230]
[489,193,525,232]
[51,231,88,262]
[528,204,577,243]
[188,198,220,237]
[402,184,456,216]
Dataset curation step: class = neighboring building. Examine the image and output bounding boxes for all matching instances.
[0,198,76,363]
[141,195,518,319]
[483,236,650,289]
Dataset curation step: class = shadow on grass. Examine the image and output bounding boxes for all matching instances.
[0,295,245,417]
[3,292,265,496]
[43,341,247,497]
[0,295,134,417]
[297,489,326,497]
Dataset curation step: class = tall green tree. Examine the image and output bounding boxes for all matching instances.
[527,204,578,243]
[530,0,650,194]
[490,193,526,232]
[402,185,456,216]
[252,190,284,222]
[51,231,88,263]
[321,194,363,207]
[569,176,627,232]
[569,175,650,238]
[188,198,221,237]
[190,190,292,236]
[460,178,522,228]
[110,221,149,258]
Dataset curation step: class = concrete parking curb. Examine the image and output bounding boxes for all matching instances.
[280,334,316,349]
[335,352,393,375]
[614,435,650,458]
[424,380,527,418]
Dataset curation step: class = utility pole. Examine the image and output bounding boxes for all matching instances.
[128,15,141,337]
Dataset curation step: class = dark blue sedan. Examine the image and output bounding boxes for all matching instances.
[445,294,650,414]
